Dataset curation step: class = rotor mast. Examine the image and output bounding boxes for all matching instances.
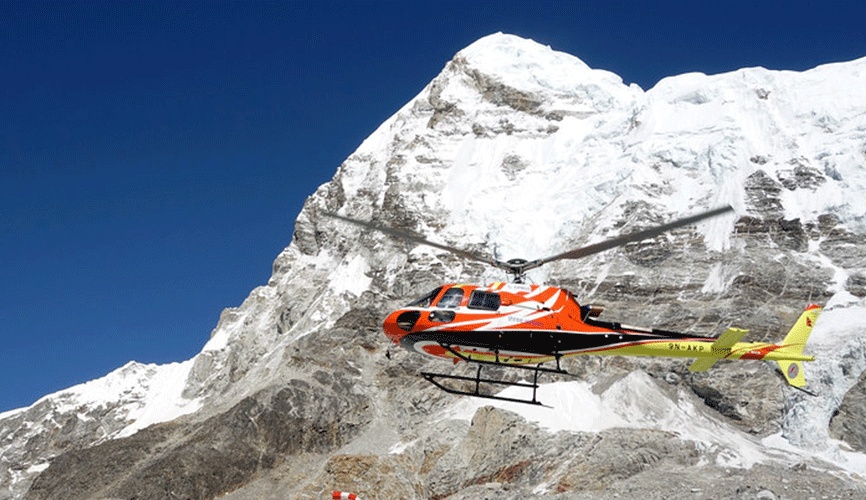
[494,258,538,284]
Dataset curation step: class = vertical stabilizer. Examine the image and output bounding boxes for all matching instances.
[777,360,807,387]
[775,304,821,388]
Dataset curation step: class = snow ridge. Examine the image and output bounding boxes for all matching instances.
[3,33,866,497]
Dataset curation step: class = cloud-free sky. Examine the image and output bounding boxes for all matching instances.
[2,1,865,412]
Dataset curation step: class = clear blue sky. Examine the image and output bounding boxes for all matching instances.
[2,1,864,412]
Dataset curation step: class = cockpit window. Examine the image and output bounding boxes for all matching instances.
[406,287,443,308]
[436,288,464,308]
[468,290,501,311]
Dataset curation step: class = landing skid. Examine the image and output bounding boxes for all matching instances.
[420,344,572,406]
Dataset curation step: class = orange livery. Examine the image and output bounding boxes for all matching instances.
[327,208,819,405]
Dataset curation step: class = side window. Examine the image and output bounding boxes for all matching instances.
[468,291,501,311]
[429,310,456,323]
[407,287,443,308]
[436,288,464,308]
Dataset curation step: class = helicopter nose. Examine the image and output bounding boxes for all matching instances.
[383,309,419,342]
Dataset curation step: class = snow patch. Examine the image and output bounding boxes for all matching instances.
[25,462,49,475]
[701,263,730,294]
[113,359,202,437]
[0,406,26,421]
[328,254,373,297]
[388,439,416,455]
[445,371,777,468]
[14,360,202,439]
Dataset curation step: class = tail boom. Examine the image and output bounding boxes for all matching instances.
[686,305,820,389]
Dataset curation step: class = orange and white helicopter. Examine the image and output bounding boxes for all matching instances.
[326,207,820,405]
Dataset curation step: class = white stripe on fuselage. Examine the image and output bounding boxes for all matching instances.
[425,305,556,331]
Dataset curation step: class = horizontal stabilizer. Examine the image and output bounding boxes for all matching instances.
[688,357,717,373]
[688,327,749,372]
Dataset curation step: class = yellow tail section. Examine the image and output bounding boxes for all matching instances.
[777,360,807,387]
[775,305,821,388]
[687,306,820,389]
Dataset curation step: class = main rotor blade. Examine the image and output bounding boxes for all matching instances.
[530,205,734,270]
[323,212,500,267]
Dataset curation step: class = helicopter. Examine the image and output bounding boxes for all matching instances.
[325,206,820,405]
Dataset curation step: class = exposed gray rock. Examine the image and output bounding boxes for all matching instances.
[4,33,866,500]
[830,371,866,452]
[27,380,370,500]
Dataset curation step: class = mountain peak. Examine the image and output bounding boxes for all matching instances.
[4,34,866,499]
[454,32,626,95]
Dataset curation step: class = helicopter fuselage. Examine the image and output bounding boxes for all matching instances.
[325,208,818,401]
[383,282,816,366]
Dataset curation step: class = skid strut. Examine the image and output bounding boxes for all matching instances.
[419,344,572,406]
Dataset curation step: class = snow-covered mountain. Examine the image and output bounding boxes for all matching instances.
[3,33,866,499]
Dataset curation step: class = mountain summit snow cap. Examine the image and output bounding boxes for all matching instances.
[456,32,632,95]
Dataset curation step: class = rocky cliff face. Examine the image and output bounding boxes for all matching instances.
[3,33,866,499]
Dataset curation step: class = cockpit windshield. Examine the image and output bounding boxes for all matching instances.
[435,287,464,308]
[406,287,443,308]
